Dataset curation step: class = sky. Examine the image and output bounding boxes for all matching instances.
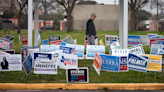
[92,0,157,15]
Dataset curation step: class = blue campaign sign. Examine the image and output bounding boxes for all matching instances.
[23,54,33,75]
[110,40,117,44]
[128,54,148,72]
[120,56,128,71]
[74,45,84,60]
[100,54,120,72]
[34,52,52,60]
[42,39,48,45]
[150,44,164,55]
[128,35,140,46]
[59,46,74,54]
[61,42,67,46]
[157,41,164,45]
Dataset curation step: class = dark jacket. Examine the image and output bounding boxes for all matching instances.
[1,61,8,69]
[86,19,96,37]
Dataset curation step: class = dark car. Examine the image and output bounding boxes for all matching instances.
[40,25,55,30]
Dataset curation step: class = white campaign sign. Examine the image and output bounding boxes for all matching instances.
[0,54,22,71]
[140,35,149,46]
[150,44,164,55]
[34,60,57,74]
[105,35,118,46]
[128,44,145,55]
[59,53,78,69]
[112,49,129,56]
[110,41,121,49]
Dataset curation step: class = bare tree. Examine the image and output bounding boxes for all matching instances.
[16,0,27,34]
[39,0,57,31]
[56,0,77,32]
[128,0,148,33]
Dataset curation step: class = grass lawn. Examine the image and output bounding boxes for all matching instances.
[0,30,164,83]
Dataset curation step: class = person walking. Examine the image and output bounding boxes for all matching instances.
[86,13,96,45]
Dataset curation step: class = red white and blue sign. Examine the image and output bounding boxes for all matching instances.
[59,46,75,54]
[128,54,148,72]
[120,56,128,72]
[128,35,140,46]
[59,53,78,69]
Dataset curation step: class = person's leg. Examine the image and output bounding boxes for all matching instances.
[91,35,95,45]
[87,35,92,45]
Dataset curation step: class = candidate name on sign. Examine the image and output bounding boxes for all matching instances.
[128,35,140,46]
[105,35,118,46]
[59,53,78,69]
[128,44,145,55]
[67,67,89,83]
[120,56,128,72]
[48,36,61,44]
[128,54,148,72]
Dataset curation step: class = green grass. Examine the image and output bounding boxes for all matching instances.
[0,30,164,83]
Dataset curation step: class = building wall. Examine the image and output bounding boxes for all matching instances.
[72,5,129,31]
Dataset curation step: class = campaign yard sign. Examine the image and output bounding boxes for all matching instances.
[156,40,164,45]
[40,45,59,52]
[74,45,84,60]
[112,49,129,56]
[59,53,78,69]
[62,35,74,44]
[0,37,10,50]
[86,45,105,60]
[61,42,67,46]
[50,40,62,45]
[128,54,148,72]
[100,54,120,72]
[120,56,128,72]
[2,35,14,49]
[38,33,42,45]
[21,36,28,46]
[128,44,145,55]
[66,67,89,83]
[148,33,157,40]
[150,44,164,55]
[93,53,102,75]
[143,54,162,72]
[42,39,48,45]
[128,35,140,46]
[158,48,164,54]
[47,50,62,66]
[18,34,21,44]
[149,35,163,39]
[99,39,104,46]
[23,54,33,75]
[4,49,15,54]
[0,54,22,71]
[110,41,121,49]
[150,39,164,48]
[59,46,75,54]
[0,51,10,55]
[21,46,39,62]
[48,35,61,44]
[34,60,57,75]
[140,35,148,46]
[105,35,118,46]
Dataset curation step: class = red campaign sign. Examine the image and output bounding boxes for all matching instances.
[150,39,164,47]
[21,36,28,46]
[0,38,10,50]
[119,56,128,72]
[50,40,62,45]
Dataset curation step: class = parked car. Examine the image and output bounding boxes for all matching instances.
[40,25,54,30]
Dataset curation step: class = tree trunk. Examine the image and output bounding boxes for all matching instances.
[43,1,46,31]
[17,11,22,34]
[130,10,135,33]
[67,12,73,32]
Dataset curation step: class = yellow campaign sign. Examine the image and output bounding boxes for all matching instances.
[99,39,104,46]
[142,54,162,72]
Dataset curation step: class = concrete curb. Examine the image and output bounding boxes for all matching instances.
[0,83,164,90]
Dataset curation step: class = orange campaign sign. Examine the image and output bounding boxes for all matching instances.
[93,52,102,75]
[21,36,28,46]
